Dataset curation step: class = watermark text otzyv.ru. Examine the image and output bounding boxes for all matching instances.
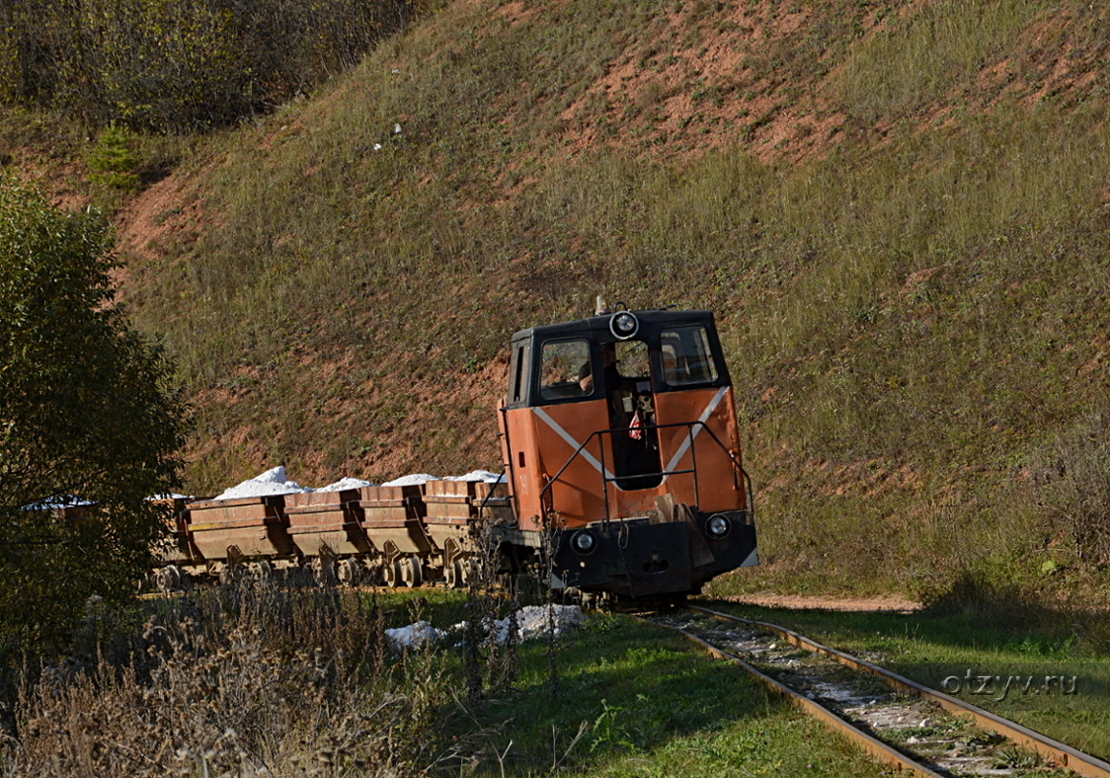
[941,668,1078,702]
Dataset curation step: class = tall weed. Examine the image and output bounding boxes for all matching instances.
[1,586,446,777]
[1028,407,1110,568]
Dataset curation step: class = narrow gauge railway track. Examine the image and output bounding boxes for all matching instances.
[644,605,1110,778]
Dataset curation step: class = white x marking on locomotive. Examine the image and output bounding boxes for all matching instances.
[532,385,728,483]
[662,386,728,477]
[532,406,616,480]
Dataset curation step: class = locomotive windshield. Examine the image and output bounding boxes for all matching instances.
[533,330,719,405]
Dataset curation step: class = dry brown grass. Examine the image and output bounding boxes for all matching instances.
[1027,406,1110,568]
[1,587,449,777]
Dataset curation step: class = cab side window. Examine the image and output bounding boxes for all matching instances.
[660,326,719,386]
[509,343,529,405]
[539,339,592,401]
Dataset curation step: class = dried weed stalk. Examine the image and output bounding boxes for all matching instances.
[0,586,446,778]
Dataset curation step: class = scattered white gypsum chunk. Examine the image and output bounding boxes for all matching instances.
[27,491,195,509]
[20,494,94,510]
[385,620,445,649]
[451,604,586,644]
[513,604,586,640]
[213,465,311,500]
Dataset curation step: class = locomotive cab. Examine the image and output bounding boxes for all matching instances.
[497,308,758,600]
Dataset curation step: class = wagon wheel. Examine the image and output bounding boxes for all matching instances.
[383,559,402,588]
[460,557,481,587]
[400,556,423,588]
[444,558,460,589]
[337,558,361,587]
[154,565,181,593]
[248,559,273,584]
[312,557,336,587]
[361,558,384,586]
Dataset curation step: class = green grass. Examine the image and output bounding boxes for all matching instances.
[4,586,913,777]
[833,0,1056,122]
[432,609,894,777]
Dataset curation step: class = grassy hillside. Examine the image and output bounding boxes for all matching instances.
[7,0,1110,607]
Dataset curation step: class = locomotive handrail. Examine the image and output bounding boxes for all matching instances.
[595,422,702,525]
[539,419,747,524]
[690,421,755,517]
[475,467,508,517]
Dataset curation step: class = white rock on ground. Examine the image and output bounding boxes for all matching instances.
[385,620,446,649]
[452,604,586,644]
[389,605,587,651]
[512,604,586,640]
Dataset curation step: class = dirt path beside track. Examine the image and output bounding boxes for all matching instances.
[719,593,922,613]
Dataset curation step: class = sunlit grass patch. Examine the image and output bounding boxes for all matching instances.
[448,615,892,777]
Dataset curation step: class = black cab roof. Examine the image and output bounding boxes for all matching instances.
[510,309,717,345]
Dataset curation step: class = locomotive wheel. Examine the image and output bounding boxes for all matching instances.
[383,559,402,588]
[337,558,361,587]
[400,556,423,588]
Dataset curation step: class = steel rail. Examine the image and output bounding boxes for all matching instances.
[688,604,1110,778]
[638,614,947,778]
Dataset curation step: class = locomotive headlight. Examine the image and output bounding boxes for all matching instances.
[571,529,598,555]
[706,514,731,539]
[610,311,639,340]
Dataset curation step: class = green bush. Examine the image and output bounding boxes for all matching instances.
[86,123,139,190]
[0,176,188,660]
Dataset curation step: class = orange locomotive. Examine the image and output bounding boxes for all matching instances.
[494,305,758,601]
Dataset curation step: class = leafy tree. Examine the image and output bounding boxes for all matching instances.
[0,176,188,659]
[0,0,416,133]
